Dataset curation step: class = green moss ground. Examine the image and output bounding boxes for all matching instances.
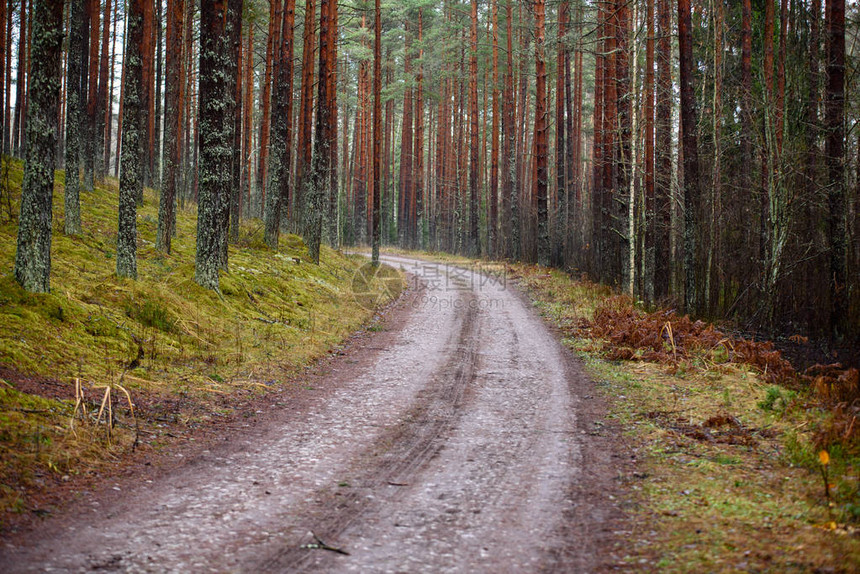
[0,157,400,523]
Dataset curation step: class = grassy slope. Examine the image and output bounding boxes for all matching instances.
[0,158,399,522]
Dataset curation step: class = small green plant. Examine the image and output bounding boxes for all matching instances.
[125,298,176,334]
[758,385,795,412]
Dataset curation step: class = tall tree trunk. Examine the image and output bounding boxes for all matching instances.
[114,6,126,178]
[414,8,424,249]
[196,0,232,289]
[226,0,243,250]
[806,0,820,208]
[383,53,393,244]
[467,0,480,256]
[644,0,655,301]
[654,0,672,301]
[294,0,316,227]
[0,0,5,156]
[152,0,163,188]
[117,0,146,279]
[399,21,413,247]
[591,6,605,277]
[13,0,63,292]
[552,0,568,267]
[82,0,99,192]
[326,0,338,247]
[371,0,381,264]
[105,0,118,173]
[264,0,295,250]
[12,0,26,157]
[157,0,185,253]
[64,0,87,236]
[775,0,787,154]
[95,0,112,182]
[3,0,13,155]
[488,0,499,258]
[740,0,753,277]
[678,0,700,314]
[257,0,282,216]
[306,0,332,263]
[139,0,153,194]
[825,0,846,334]
[534,0,548,265]
[706,0,723,315]
[56,10,66,169]
[615,0,632,288]
[242,18,254,217]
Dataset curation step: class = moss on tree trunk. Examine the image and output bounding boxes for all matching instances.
[13,0,64,293]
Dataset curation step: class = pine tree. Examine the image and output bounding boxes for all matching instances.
[117,0,146,279]
[264,0,295,250]
[13,0,63,292]
[63,0,87,236]
[195,0,232,289]
[157,0,185,253]
[678,0,700,314]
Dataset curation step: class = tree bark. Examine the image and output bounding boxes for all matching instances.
[264,0,295,250]
[257,0,282,216]
[399,21,413,247]
[488,0,499,258]
[64,0,87,236]
[157,0,185,253]
[117,0,146,279]
[825,0,846,335]
[467,0,480,256]
[678,0,700,314]
[294,0,316,227]
[95,0,112,181]
[11,0,26,157]
[644,0,656,301]
[414,9,424,250]
[371,0,381,264]
[226,0,243,248]
[306,0,332,263]
[82,0,99,192]
[13,0,63,292]
[138,0,153,195]
[533,0,548,265]
[552,0,568,268]
[3,0,13,155]
[195,0,232,289]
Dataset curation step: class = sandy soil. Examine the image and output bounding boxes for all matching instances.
[0,254,629,573]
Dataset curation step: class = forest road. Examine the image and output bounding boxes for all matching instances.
[0,254,624,573]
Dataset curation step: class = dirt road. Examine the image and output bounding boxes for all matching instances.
[0,255,625,573]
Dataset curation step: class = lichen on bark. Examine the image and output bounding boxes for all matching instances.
[116,1,145,280]
[13,0,65,293]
